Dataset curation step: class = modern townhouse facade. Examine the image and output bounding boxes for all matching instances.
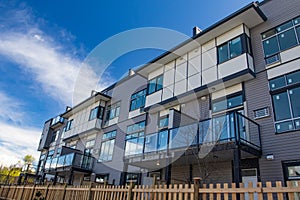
[36,0,300,188]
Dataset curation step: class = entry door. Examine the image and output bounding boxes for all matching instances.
[242,169,258,200]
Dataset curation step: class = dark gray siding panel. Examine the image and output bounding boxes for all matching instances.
[248,0,300,182]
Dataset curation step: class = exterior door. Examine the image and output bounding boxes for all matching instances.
[242,169,258,200]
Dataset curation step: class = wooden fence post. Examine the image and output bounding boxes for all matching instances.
[127,180,134,200]
[193,177,202,200]
[61,183,68,200]
[44,184,50,200]
[5,184,11,199]
[30,183,36,200]
[19,184,25,200]
[87,182,93,200]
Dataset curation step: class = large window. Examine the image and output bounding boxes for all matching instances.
[262,16,300,65]
[99,130,116,162]
[130,89,146,111]
[217,34,250,64]
[105,102,120,121]
[89,106,104,120]
[148,75,163,94]
[270,70,300,133]
[212,93,244,113]
[125,121,145,156]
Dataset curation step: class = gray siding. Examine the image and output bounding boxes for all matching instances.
[248,0,300,182]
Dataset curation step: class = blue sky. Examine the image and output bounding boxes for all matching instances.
[0,0,255,166]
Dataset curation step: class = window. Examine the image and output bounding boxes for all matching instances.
[217,34,249,64]
[159,115,169,129]
[125,121,145,156]
[105,103,120,121]
[148,75,163,94]
[130,89,146,111]
[65,119,73,131]
[99,130,116,162]
[212,93,243,113]
[96,174,109,183]
[270,71,300,133]
[50,130,59,143]
[89,106,104,120]
[85,139,95,149]
[47,150,54,158]
[262,16,300,64]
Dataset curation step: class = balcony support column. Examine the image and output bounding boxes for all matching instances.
[233,147,242,185]
[164,158,172,185]
[53,172,58,185]
[68,169,73,185]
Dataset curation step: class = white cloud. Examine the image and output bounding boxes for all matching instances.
[0,91,24,124]
[0,122,40,167]
[0,3,115,106]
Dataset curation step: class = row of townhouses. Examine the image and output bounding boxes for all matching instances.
[36,0,300,188]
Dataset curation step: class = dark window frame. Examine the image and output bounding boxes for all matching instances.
[99,131,117,162]
[269,70,300,134]
[217,34,250,64]
[65,119,73,132]
[261,16,300,64]
[147,75,163,95]
[130,89,147,111]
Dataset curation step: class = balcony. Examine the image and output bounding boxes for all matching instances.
[44,152,95,172]
[64,118,102,140]
[50,116,65,129]
[124,111,261,164]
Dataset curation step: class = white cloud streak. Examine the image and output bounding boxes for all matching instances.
[0,3,114,167]
[0,122,40,166]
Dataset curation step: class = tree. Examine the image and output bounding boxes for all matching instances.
[23,155,35,173]
[23,155,35,165]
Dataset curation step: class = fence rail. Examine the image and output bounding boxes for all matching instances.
[1,180,300,200]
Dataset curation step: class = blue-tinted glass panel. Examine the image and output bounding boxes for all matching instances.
[294,17,300,25]
[144,133,158,153]
[286,71,300,85]
[294,119,300,130]
[278,29,298,51]
[218,43,229,63]
[289,87,300,118]
[272,92,292,121]
[148,79,157,94]
[263,36,280,57]
[159,116,169,128]
[213,115,230,141]
[296,26,300,40]
[227,95,243,109]
[275,120,294,133]
[212,99,227,113]
[229,37,242,58]
[269,76,286,90]
[158,130,168,151]
[276,21,293,32]
[156,75,163,91]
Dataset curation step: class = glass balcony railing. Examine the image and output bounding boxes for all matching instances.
[50,116,65,127]
[44,153,94,171]
[124,111,261,157]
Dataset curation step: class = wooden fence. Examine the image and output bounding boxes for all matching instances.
[1,180,300,200]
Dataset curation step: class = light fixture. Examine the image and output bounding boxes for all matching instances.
[156,161,160,166]
[266,154,274,160]
[200,96,207,101]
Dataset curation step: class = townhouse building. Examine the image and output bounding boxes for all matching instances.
[36,0,300,189]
